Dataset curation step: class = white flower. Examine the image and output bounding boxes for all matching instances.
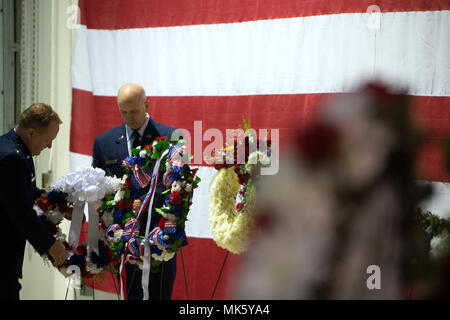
[185,183,193,192]
[104,176,122,195]
[171,181,183,193]
[139,150,147,158]
[114,229,123,242]
[430,231,450,260]
[114,190,125,202]
[152,251,175,261]
[246,152,270,172]
[50,177,66,193]
[101,210,115,226]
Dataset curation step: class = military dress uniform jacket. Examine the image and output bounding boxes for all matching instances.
[92,119,180,300]
[0,129,56,298]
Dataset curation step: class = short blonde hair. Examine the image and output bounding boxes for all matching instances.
[18,103,62,131]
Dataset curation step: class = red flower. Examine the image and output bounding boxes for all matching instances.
[169,192,182,205]
[118,199,133,211]
[236,202,244,212]
[36,195,54,212]
[124,177,133,190]
[158,217,167,229]
[76,245,87,256]
[214,163,232,170]
[118,200,125,211]
[126,200,133,210]
[144,144,153,151]
[155,137,167,143]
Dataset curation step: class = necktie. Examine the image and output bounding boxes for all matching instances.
[132,130,141,149]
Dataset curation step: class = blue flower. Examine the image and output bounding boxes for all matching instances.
[124,156,136,165]
[114,210,124,223]
[171,228,186,241]
[136,156,145,167]
[172,165,182,174]
[172,205,182,217]
[172,172,182,181]
[151,245,162,255]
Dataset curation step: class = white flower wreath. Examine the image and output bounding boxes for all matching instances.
[209,151,270,254]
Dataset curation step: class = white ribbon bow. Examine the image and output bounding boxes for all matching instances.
[52,167,121,254]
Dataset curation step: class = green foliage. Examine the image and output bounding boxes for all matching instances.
[416,208,450,237]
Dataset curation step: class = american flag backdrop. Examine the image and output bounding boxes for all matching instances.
[70,0,450,299]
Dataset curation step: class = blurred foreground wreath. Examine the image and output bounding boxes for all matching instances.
[233,83,442,299]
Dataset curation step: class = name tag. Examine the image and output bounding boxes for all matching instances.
[106,159,118,165]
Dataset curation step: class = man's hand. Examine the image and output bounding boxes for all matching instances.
[133,199,143,214]
[64,205,86,223]
[48,240,67,267]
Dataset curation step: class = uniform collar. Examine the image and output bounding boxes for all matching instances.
[125,113,150,141]
[11,128,32,159]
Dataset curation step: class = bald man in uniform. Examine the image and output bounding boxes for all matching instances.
[92,83,179,300]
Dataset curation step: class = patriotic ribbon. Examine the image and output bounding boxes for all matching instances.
[141,149,169,300]
[121,218,140,242]
[146,227,168,251]
[105,224,121,242]
[122,157,152,188]
[168,144,185,170]
[127,236,142,257]
[162,144,186,186]
[162,219,177,234]
[119,149,168,300]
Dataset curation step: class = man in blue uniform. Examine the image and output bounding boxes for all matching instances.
[0,103,68,300]
[92,83,179,300]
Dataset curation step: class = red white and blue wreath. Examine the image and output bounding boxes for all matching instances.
[34,167,123,281]
[99,136,200,299]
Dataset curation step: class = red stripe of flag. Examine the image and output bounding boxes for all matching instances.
[70,88,450,181]
[78,0,450,30]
